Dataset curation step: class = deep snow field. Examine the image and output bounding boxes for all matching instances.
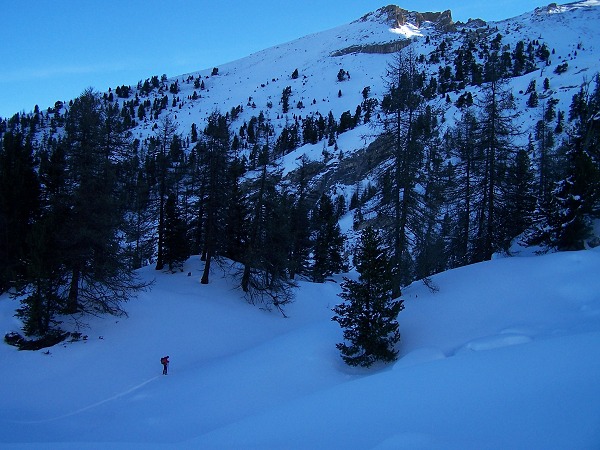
[1,247,599,449]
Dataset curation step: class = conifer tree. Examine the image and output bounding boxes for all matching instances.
[378,47,432,294]
[447,107,480,266]
[332,226,404,367]
[11,138,68,337]
[311,193,346,282]
[15,213,65,336]
[413,116,449,279]
[504,148,536,248]
[223,153,247,262]
[162,193,189,272]
[472,66,520,260]
[197,111,231,284]
[535,103,558,204]
[60,89,148,315]
[153,115,178,271]
[531,77,600,250]
[288,156,312,279]
[281,86,292,114]
[121,157,155,270]
[0,132,40,292]
[240,119,296,314]
[11,90,149,336]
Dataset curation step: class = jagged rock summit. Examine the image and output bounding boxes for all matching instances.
[358,4,455,32]
[332,4,454,57]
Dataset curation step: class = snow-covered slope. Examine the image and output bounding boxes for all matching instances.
[1,249,599,448]
[124,2,599,130]
[103,0,600,193]
[8,2,600,207]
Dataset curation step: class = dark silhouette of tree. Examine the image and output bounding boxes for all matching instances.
[61,89,148,315]
[504,147,536,248]
[240,120,296,314]
[288,156,312,279]
[196,111,231,284]
[530,76,600,250]
[0,132,40,292]
[154,115,178,271]
[472,64,520,260]
[447,108,480,266]
[378,48,428,295]
[163,193,189,272]
[332,226,403,367]
[10,90,150,337]
[311,193,346,282]
[281,86,292,114]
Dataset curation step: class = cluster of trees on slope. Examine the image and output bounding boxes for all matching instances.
[0,91,150,343]
[0,90,350,344]
[357,48,600,292]
[331,47,600,367]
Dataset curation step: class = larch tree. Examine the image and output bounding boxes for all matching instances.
[0,132,40,292]
[378,47,433,294]
[197,111,232,284]
[472,54,520,261]
[240,118,296,315]
[60,89,148,316]
[153,115,179,271]
[311,192,346,282]
[447,107,480,266]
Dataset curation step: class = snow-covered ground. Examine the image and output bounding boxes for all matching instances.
[1,247,599,449]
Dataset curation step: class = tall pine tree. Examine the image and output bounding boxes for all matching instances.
[532,77,600,250]
[378,47,428,296]
[162,192,189,271]
[59,89,148,316]
[332,226,404,367]
[311,192,346,282]
[197,111,232,284]
[0,132,40,292]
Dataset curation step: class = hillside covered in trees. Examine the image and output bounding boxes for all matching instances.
[1,2,599,350]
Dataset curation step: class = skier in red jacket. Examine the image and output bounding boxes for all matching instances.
[161,356,169,375]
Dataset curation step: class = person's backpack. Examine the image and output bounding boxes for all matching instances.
[161,356,168,365]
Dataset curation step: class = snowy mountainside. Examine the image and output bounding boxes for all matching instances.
[1,249,599,447]
[133,5,432,140]
[114,1,600,193]
[6,1,600,203]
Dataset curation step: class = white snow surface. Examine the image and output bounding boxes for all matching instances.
[1,248,600,449]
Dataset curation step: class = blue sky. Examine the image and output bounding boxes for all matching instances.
[0,0,546,118]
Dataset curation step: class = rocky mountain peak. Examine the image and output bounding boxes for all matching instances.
[359,4,455,32]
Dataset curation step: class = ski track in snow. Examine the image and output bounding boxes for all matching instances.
[11,376,161,424]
